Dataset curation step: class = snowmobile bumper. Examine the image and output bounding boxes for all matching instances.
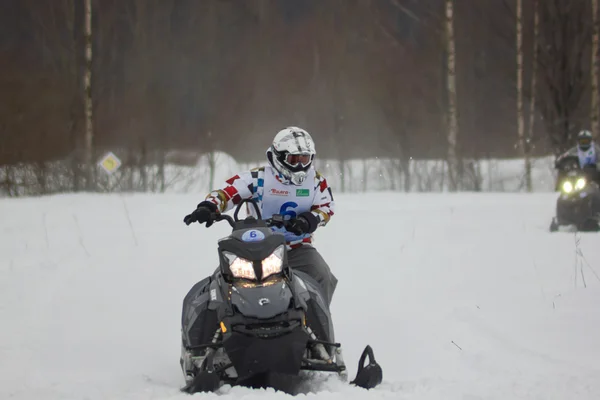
[223,319,310,380]
[556,194,593,225]
[553,193,600,232]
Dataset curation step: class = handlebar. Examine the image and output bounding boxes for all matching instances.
[213,213,235,227]
[555,155,579,171]
[206,198,301,234]
[212,212,292,229]
[208,197,262,228]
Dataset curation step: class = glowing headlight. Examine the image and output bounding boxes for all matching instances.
[223,252,256,280]
[262,245,284,279]
[575,178,586,190]
[562,181,573,193]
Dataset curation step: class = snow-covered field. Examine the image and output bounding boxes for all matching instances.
[2,192,600,399]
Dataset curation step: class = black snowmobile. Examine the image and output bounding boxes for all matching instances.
[180,198,383,394]
[550,155,600,232]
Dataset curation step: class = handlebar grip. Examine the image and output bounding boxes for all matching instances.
[213,212,235,228]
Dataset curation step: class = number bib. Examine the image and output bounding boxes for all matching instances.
[261,166,315,242]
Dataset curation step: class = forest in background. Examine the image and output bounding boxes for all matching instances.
[1,0,599,196]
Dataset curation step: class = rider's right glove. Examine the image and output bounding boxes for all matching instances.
[183,201,219,227]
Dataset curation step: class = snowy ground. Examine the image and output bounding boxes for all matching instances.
[1,192,600,399]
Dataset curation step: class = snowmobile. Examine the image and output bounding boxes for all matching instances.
[180,198,383,394]
[550,156,600,232]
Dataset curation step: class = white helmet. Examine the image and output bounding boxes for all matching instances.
[266,127,316,185]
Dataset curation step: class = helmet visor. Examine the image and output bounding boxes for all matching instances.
[285,153,312,167]
[579,137,592,147]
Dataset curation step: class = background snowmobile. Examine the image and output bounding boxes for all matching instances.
[550,156,600,232]
[180,198,383,394]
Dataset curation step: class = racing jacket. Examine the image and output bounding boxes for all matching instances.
[204,165,334,249]
[556,143,600,170]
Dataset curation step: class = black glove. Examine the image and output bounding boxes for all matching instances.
[184,201,219,227]
[287,216,310,235]
[287,212,319,235]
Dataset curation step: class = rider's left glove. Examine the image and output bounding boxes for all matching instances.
[287,212,319,235]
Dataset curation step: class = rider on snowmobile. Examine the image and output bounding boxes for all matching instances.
[555,130,600,188]
[183,126,338,306]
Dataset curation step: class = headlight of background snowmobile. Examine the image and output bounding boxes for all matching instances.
[223,251,256,280]
[562,181,573,193]
[261,245,284,279]
[575,178,586,190]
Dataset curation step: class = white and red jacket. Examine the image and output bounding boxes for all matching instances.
[205,165,334,249]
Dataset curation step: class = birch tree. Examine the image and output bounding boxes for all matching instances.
[445,0,460,191]
[516,0,531,191]
[527,0,540,153]
[84,0,94,190]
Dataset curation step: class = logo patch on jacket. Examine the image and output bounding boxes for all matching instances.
[296,189,310,197]
[270,188,289,196]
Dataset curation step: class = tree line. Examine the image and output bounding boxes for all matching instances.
[1,0,598,196]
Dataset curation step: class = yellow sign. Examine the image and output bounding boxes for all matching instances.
[98,152,122,175]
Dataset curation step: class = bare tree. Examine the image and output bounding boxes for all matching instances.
[537,0,592,154]
[117,0,177,192]
[18,0,84,193]
[592,0,600,138]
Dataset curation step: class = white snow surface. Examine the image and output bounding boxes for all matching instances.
[1,192,600,399]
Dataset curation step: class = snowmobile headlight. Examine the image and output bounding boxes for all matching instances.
[262,245,284,279]
[562,181,573,193]
[575,178,586,190]
[223,251,256,280]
